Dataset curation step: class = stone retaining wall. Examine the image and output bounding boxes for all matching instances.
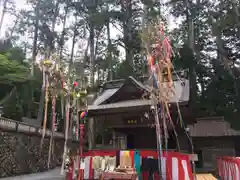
[0,118,79,178]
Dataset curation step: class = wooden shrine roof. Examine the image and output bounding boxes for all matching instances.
[92,88,119,105]
[88,72,190,115]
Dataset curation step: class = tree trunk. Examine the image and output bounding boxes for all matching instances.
[0,0,7,37]
[37,0,59,122]
[68,24,77,81]
[89,23,95,87]
[31,0,40,76]
[28,0,40,118]
[186,0,194,51]
[121,0,133,65]
[58,4,69,132]
[9,19,19,38]
[185,1,197,178]
[185,0,197,111]
[80,38,90,87]
[52,0,60,32]
[59,3,68,61]
[195,0,201,98]
[67,21,77,138]
[106,5,113,81]
[88,14,96,149]
[232,0,240,35]
[83,38,90,65]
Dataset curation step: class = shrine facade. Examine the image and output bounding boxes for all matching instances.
[88,71,192,150]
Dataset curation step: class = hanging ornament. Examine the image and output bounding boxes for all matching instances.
[79,89,87,96]
[43,59,53,66]
[80,111,87,120]
[148,55,154,67]
[73,81,78,88]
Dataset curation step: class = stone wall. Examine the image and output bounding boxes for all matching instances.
[0,118,79,178]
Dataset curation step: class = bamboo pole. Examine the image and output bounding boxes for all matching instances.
[76,100,80,170]
[78,121,84,180]
[61,93,70,174]
[152,101,163,178]
[40,73,49,150]
[48,93,56,169]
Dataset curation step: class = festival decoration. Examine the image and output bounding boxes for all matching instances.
[37,50,89,176]
[36,55,60,165]
[142,22,182,177]
[48,94,56,168]
[78,123,85,180]
[61,87,71,174]
[80,111,87,120]
[73,81,78,88]
[40,60,50,150]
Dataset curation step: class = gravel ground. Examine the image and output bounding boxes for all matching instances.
[0,168,65,180]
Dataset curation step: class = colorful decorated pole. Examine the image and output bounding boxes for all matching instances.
[48,93,56,168]
[76,101,80,170]
[78,111,87,180]
[40,59,54,150]
[61,94,70,174]
[76,102,79,141]
[152,102,163,177]
[142,22,175,178]
[40,73,49,149]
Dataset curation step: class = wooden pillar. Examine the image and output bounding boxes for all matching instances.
[112,131,116,148]
[88,117,95,149]
[87,94,95,149]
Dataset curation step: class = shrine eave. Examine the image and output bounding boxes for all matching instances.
[89,99,152,111]
[87,99,189,116]
[88,99,151,116]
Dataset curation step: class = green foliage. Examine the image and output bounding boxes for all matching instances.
[0,39,31,121]
[169,0,240,128]
[5,47,26,64]
[115,60,134,79]
[0,54,29,84]
[2,87,23,121]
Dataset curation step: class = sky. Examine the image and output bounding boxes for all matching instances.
[1,0,182,57]
[0,0,28,37]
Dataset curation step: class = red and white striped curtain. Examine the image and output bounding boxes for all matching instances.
[75,150,193,180]
[218,156,240,180]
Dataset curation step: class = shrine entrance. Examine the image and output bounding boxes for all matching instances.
[115,127,177,150]
[115,127,157,149]
[127,133,134,149]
